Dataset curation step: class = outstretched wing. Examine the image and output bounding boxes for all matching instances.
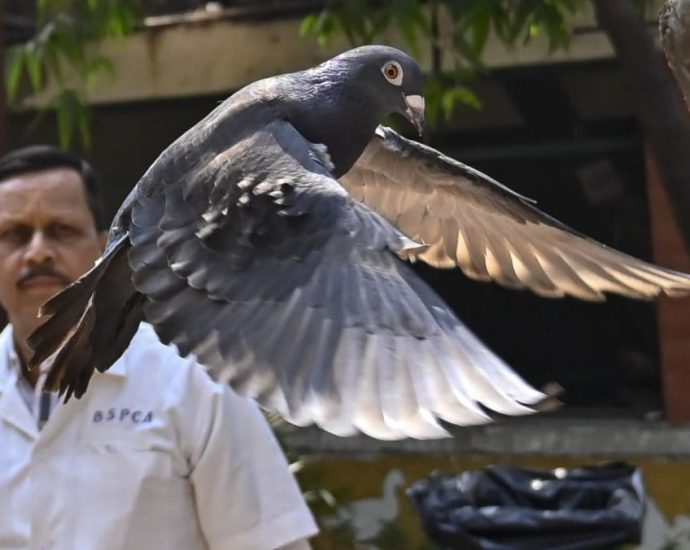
[128,119,550,440]
[341,126,690,301]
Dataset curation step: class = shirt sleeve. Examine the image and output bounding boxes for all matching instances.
[179,366,319,550]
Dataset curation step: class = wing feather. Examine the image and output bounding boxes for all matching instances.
[123,119,552,439]
[341,126,690,299]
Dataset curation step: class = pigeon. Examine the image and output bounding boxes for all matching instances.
[29,45,690,440]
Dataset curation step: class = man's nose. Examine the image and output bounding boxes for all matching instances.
[23,231,56,265]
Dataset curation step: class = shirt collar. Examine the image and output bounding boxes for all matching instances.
[0,326,15,394]
[0,323,127,394]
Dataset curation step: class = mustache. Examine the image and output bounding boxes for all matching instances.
[16,266,71,289]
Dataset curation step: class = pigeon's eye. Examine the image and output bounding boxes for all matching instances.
[381,61,403,86]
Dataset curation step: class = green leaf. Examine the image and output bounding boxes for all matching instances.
[299,14,320,38]
[393,0,431,52]
[309,10,339,47]
[441,83,482,118]
[423,76,444,126]
[451,32,484,71]
[77,100,92,150]
[6,0,142,149]
[105,8,126,37]
[56,93,75,149]
[86,56,115,87]
[53,89,92,150]
[45,44,64,85]
[6,48,26,102]
[55,29,88,73]
[371,9,392,37]
[25,48,44,91]
[528,21,541,39]
[469,2,492,54]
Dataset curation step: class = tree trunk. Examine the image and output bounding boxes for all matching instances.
[593,0,690,252]
[0,0,8,154]
[659,0,690,112]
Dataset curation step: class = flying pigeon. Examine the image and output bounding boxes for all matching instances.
[29,45,690,440]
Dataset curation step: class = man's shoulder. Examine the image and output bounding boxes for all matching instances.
[111,323,258,419]
[117,322,214,390]
[125,323,191,365]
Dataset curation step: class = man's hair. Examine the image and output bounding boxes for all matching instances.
[0,145,107,231]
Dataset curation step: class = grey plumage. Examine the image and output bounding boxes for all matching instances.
[29,45,690,440]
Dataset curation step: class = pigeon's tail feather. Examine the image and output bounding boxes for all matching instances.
[28,237,130,368]
[28,234,143,400]
[43,305,97,401]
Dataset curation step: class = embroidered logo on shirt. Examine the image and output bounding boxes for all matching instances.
[92,408,154,423]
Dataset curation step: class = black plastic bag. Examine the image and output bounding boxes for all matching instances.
[408,462,645,550]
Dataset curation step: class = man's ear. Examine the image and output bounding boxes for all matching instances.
[98,231,108,252]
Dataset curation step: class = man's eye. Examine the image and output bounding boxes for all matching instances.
[51,224,78,238]
[0,226,31,243]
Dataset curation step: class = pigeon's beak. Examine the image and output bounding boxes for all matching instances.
[403,94,425,136]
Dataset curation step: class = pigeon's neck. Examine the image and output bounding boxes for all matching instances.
[288,75,385,177]
[323,109,381,177]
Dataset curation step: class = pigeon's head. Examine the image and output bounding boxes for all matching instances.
[328,45,426,135]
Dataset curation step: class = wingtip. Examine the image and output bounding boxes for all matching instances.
[531,382,564,413]
[663,287,690,299]
[27,345,51,371]
[396,236,429,261]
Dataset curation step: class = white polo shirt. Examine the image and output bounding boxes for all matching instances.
[0,323,318,550]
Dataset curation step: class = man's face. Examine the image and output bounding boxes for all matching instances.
[0,168,105,337]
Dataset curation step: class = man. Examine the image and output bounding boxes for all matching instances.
[0,145,318,550]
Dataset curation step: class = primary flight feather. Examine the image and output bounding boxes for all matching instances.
[29,45,690,440]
